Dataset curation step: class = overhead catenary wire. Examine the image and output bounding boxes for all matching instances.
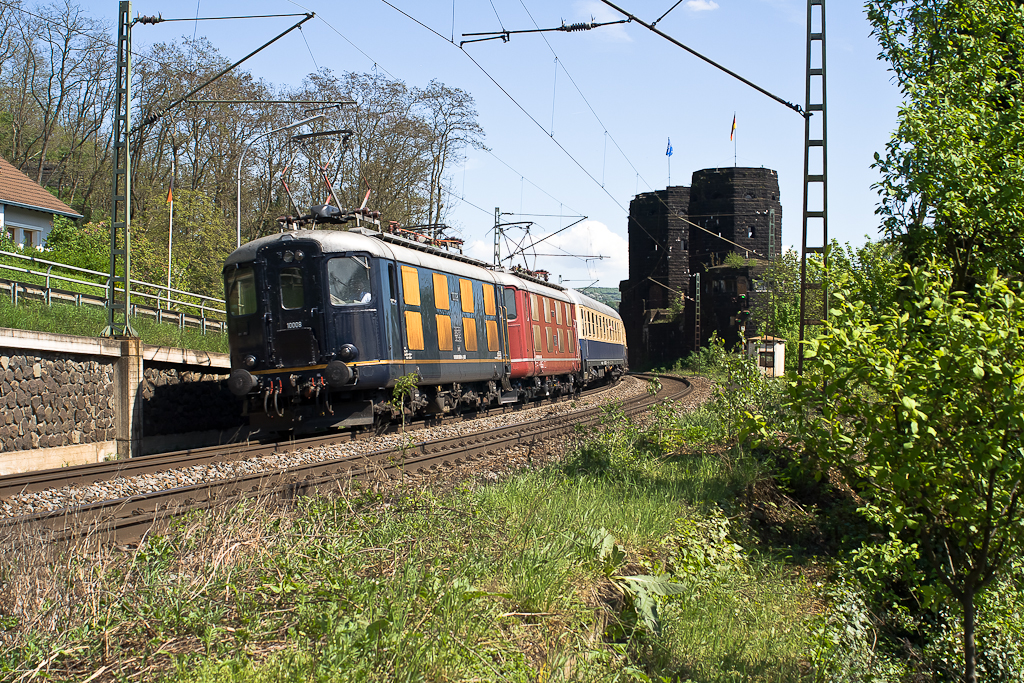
[458,0,773,259]
[284,0,583,224]
[140,13,316,127]
[599,0,805,117]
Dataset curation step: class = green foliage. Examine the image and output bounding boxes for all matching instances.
[868,0,1024,289]
[723,251,753,268]
[680,333,728,377]
[782,264,1024,680]
[0,297,227,353]
[43,217,109,275]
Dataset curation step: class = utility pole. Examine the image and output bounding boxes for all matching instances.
[493,207,502,267]
[104,0,134,337]
[797,0,828,374]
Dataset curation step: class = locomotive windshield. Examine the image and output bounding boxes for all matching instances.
[226,266,257,317]
[328,256,372,306]
[280,268,304,309]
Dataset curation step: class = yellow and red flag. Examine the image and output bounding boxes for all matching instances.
[730,114,737,141]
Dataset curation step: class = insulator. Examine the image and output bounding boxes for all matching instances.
[561,22,593,32]
[135,14,163,25]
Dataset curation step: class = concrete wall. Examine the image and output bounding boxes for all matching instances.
[0,328,234,474]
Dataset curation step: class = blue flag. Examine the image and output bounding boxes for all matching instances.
[666,138,673,157]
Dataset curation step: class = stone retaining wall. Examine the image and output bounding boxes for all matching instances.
[0,328,233,474]
[1,352,115,453]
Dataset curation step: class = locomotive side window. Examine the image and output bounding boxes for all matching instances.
[543,297,551,323]
[555,300,562,325]
[460,279,474,314]
[484,284,497,316]
[463,317,478,351]
[280,268,304,310]
[530,294,539,320]
[387,263,398,303]
[401,266,420,306]
[226,267,256,317]
[433,273,449,310]
[533,324,542,352]
[327,257,372,306]
[503,288,517,320]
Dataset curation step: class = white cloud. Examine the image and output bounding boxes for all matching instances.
[686,0,720,11]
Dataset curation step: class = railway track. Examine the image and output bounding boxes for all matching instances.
[0,374,689,545]
[0,379,623,501]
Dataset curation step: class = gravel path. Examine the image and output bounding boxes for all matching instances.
[1,376,659,519]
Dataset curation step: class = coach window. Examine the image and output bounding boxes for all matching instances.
[280,268,304,309]
[327,257,372,306]
[226,266,256,316]
[504,288,517,320]
[434,273,450,310]
[460,279,475,314]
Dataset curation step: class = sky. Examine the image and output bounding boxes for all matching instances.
[73,0,903,288]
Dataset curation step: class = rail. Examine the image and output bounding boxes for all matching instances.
[0,249,227,333]
[0,375,690,544]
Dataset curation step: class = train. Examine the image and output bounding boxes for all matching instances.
[222,221,627,435]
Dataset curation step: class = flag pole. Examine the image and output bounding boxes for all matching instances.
[666,137,673,186]
[731,112,737,167]
[166,153,174,310]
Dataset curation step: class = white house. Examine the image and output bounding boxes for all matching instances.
[0,156,82,249]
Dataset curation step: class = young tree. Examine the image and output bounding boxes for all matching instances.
[869,0,1024,290]
[789,266,1024,683]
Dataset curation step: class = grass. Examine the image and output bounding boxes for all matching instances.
[0,295,228,353]
[0,396,820,682]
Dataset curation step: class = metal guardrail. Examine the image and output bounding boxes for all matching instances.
[0,250,227,334]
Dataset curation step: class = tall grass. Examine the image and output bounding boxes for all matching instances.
[0,296,227,353]
[0,400,816,682]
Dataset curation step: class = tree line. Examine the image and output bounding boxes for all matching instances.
[0,0,484,300]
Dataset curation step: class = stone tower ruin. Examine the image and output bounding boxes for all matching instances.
[618,167,782,368]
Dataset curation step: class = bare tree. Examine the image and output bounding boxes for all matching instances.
[417,79,486,227]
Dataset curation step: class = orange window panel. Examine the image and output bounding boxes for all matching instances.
[405,311,424,350]
[436,314,453,351]
[463,317,478,351]
[433,273,449,310]
[460,278,474,313]
[486,319,499,351]
[533,324,542,351]
[483,283,496,316]
[401,266,420,306]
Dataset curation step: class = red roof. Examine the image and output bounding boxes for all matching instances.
[0,156,81,218]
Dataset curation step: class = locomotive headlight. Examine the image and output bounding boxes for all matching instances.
[243,354,257,368]
[338,344,358,361]
[294,250,305,262]
[283,250,294,263]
